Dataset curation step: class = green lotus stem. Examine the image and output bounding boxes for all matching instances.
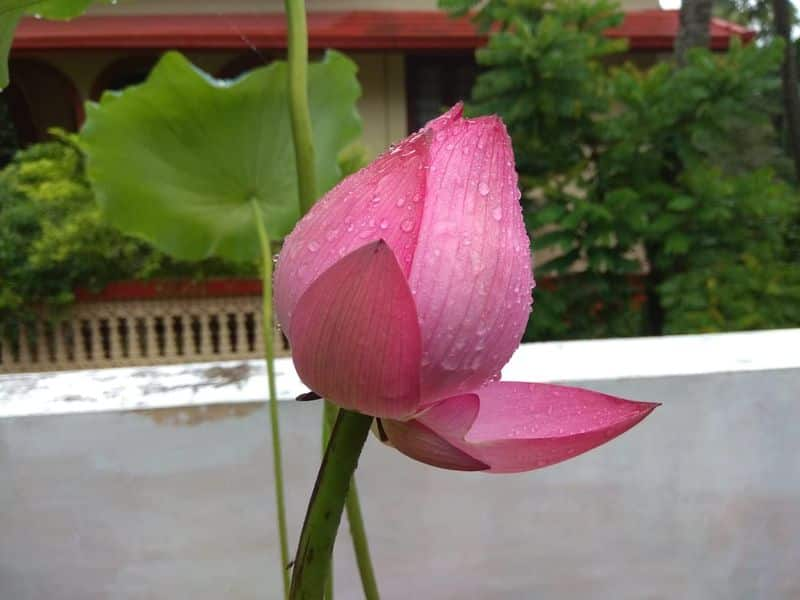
[284,0,317,216]
[289,409,373,600]
[323,404,380,600]
[322,402,337,600]
[283,1,380,598]
[345,480,381,600]
[252,200,291,600]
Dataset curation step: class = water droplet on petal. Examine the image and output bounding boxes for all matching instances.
[491,206,503,221]
[371,195,381,204]
[478,182,490,196]
[307,241,320,252]
[379,219,389,230]
[396,196,406,207]
[401,219,415,232]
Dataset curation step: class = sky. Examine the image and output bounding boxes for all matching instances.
[659,0,800,8]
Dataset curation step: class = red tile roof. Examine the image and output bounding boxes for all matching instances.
[605,9,755,49]
[12,9,753,52]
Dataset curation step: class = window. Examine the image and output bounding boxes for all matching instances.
[405,53,477,132]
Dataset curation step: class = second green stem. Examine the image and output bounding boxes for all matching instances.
[253,200,291,599]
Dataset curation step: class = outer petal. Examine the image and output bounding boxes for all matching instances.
[379,413,489,472]
[409,105,534,405]
[274,131,428,338]
[290,241,422,419]
[383,382,658,473]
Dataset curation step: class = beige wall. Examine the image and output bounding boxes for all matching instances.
[23,49,408,157]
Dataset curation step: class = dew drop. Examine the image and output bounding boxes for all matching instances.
[307,241,320,252]
[325,229,339,241]
[396,196,406,208]
[442,355,460,371]
[401,219,415,232]
[379,219,389,230]
[491,206,503,221]
[371,195,381,204]
[478,182,490,196]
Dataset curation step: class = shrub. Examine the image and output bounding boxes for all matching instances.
[442,0,800,340]
[0,132,253,339]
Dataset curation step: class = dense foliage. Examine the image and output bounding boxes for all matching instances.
[0,132,252,339]
[442,0,800,340]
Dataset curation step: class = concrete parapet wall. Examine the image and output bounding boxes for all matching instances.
[1,329,798,599]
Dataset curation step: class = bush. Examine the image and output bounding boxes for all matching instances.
[0,132,253,339]
[442,0,800,340]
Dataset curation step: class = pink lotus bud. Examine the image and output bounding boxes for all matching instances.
[275,104,533,419]
[274,104,657,472]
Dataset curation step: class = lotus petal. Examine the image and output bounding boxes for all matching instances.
[383,382,658,473]
[409,105,534,405]
[274,131,429,338]
[290,241,422,419]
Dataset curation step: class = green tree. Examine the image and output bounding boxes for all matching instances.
[441,0,800,339]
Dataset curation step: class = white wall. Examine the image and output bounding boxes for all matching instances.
[1,330,798,599]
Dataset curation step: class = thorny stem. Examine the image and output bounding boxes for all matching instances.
[289,409,374,600]
[252,200,291,600]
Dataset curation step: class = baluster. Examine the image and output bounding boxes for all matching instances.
[163,311,178,360]
[108,314,123,364]
[148,314,161,359]
[51,319,63,365]
[236,306,249,355]
[133,315,147,360]
[220,309,234,357]
[74,319,90,365]
[17,325,32,366]
[90,317,104,364]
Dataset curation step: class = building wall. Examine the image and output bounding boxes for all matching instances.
[17,49,409,157]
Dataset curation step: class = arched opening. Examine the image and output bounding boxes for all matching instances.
[0,59,82,161]
[90,55,161,101]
